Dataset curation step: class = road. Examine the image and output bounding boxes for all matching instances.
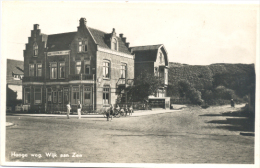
[5,104,254,163]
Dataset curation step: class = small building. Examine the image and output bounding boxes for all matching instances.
[23,18,134,112]
[6,59,24,111]
[131,45,170,109]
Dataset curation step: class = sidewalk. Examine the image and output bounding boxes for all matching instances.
[7,109,181,118]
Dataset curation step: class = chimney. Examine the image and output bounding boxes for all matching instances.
[119,34,123,38]
[34,24,39,30]
[79,18,86,27]
[122,37,126,43]
[126,42,130,48]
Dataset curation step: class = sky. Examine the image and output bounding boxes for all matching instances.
[1,1,259,65]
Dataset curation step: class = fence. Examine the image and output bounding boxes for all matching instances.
[170,98,190,104]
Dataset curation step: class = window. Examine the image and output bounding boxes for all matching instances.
[76,61,81,74]
[34,88,42,104]
[29,64,34,76]
[111,38,117,50]
[85,64,90,75]
[154,67,158,76]
[24,88,30,104]
[53,91,57,103]
[120,63,127,79]
[58,91,62,103]
[78,40,87,52]
[64,88,69,104]
[36,64,42,77]
[84,87,91,105]
[33,43,38,56]
[59,62,65,78]
[50,63,57,79]
[47,88,52,102]
[103,86,110,105]
[72,87,80,104]
[159,53,162,63]
[103,61,110,78]
[165,69,168,85]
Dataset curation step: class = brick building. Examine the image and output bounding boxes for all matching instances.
[23,18,134,112]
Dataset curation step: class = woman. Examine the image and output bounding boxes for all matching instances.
[66,101,71,119]
[77,101,82,119]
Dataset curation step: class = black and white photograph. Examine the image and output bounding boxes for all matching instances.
[1,1,259,167]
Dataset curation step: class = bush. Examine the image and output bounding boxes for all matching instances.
[214,86,236,100]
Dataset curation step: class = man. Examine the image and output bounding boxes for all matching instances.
[66,102,71,119]
[77,101,82,119]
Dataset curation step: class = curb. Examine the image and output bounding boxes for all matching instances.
[240,132,254,136]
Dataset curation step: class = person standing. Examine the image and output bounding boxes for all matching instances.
[124,105,128,117]
[66,102,71,119]
[129,105,133,115]
[77,101,82,119]
[231,99,235,108]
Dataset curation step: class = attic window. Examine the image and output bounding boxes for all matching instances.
[78,39,87,52]
[33,43,38,56]
[111,38,117,51]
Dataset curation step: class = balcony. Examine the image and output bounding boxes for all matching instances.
[68,74,93,81]
[23,76,44,82]
[117,78,134,87]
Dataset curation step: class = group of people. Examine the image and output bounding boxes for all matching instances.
[105,104,134,121]
[66,101,82,119]
[65,101,133,121]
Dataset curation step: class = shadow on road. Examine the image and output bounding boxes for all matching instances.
[200,110,255,133]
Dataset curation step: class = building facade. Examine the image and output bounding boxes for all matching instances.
[7,59,24,110]
[131,44,169,97]
[23,18,134,112]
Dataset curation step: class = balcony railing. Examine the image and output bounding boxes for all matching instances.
[117,78,134,87]
[68,74,93,81]
[23,76,44,82]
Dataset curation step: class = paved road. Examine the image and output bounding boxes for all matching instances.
[5,104,254,163]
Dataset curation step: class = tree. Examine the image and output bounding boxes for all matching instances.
[127,70,163,102]
[178,80,203,105]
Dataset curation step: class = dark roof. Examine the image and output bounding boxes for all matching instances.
[6,59,24,85]
[47,32,77,52]
[88,27,132,55]
[45,27,132,54]
[131,45,163,62]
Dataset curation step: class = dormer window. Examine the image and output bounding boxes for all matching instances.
[78,39,87,52]
[111,38,117,51]
[159,53,163,63]
[33,43,38,56]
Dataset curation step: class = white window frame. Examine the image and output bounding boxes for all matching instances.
[75,61,81,74]
[59,62,65,79]
[103,60,110,79]
[33,43,38,56]
[29,64,35,76]
[34,88,42,104]
[78,39,87,52]
[103,86,110,105]
[50,62,57,79]
[120,63,127,79]
[36,64,42,77]
[24,88,31,104]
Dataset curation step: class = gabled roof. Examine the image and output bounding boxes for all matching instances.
[131,44,168,63]
[6,59,24,85]
[47,32,77,52]
[88,27,132,55]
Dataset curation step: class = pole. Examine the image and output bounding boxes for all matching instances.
[93,74,95,111]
